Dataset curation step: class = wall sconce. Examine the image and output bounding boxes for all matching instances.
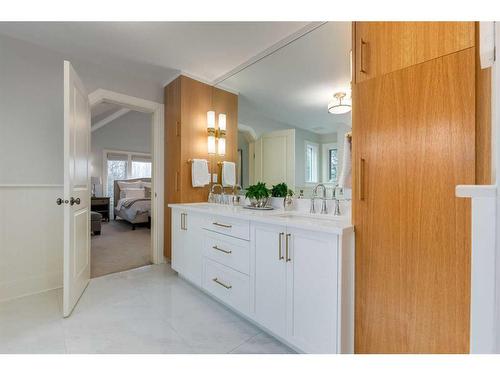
[207,110,216,155]
[217,113,226,156]
[207,111,227,156]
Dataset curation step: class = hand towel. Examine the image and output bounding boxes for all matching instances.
[338,133,352,188]
[221,161,236,187]
[191,159,210,187]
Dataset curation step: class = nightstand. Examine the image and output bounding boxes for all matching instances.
[91,196,110,222]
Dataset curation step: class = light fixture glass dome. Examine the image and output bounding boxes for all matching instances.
[328,92,351,114]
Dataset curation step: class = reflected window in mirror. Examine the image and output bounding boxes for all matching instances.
[305,141,319,183]
[328,147,338,183]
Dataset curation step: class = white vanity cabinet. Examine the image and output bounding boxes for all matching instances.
[171,208,203,287]
[170,203,354,354]
[254,223,350,353]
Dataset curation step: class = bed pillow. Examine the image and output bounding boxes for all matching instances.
[142,181,151,189]
[117,180,143,190]
[123,188,145,199]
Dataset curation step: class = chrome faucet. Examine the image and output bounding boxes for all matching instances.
[311,183,328,214]
[332,185,342,216]
[232,184,242,205]
[209,183,223,204]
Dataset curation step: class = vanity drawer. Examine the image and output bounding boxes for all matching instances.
[203,215,250,240]
[203,231,250,275]
[202,258,250,315]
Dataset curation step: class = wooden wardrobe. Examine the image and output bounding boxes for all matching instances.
[164,75,238,260]
[352,22,491,353]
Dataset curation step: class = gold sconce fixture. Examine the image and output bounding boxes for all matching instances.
[206,111,227,156]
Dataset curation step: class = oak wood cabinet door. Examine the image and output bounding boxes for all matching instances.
[354,22,475,83]
[353,48,475,353]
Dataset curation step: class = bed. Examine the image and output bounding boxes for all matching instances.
[113,178,151,230]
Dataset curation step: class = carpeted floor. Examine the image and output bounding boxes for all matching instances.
[91,219,152,278]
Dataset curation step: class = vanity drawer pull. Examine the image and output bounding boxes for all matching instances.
[212,245,232,254]
[212,222,232,228]
[285,233,292,262]
[212,277,232,289]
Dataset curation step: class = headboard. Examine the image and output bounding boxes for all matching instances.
[113,178,152,207]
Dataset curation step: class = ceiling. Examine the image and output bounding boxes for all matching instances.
[91,102,122,122]
[0,22,309,83]
[219,22,352,134]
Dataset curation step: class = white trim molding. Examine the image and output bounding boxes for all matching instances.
[456,184,498,353]
[91,108,131,132]
[89,89,165,265]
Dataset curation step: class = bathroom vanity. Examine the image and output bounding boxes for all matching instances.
[169,202,354,354]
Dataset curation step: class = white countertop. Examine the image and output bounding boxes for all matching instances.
[168,202,354,235]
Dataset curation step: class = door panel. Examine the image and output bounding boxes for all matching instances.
[353,48,475,353]
[63,61,91,317]
[286,229,338,353]
[254,224,287,338]
[354,22,474,83]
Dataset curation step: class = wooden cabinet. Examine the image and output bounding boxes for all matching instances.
[354,22,475,83]
[254,224,288,338]
[353,25,476,353]
[171,208,203,287]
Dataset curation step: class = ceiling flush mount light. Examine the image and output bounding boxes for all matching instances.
[217,113,226,156]
[328,92,351,114]
[207,110,216,154]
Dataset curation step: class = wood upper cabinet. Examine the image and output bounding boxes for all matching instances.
[353,47,475,353]
[354,22,475,83]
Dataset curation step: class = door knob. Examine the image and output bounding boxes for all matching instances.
[70,197,81,206]
[56,198,69,205]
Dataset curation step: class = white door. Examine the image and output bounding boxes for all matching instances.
[63,61,91,317]
[254,129,295,189]
[254,223,287,338]
[183,212,203,287]
[286,228,339,353]
[171,209,187,274]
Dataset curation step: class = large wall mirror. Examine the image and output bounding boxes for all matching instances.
[216,22,352,199]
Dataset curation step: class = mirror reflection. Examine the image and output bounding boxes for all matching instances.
[217,22,352,199]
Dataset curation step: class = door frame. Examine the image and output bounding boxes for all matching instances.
[89,89,165,265]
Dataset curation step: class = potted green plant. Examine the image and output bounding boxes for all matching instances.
[271,182,293,198]
[245,182,271,207]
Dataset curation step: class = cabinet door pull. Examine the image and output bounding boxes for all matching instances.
[181,213,187,230]
[360,38,368,73]
[212,245,232,254]
[285,233,291,262]
[212,277,232,289]
[359,157,366,201]
[278,232,284,260]
[212,222,232,228]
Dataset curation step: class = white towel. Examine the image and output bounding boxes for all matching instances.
[221,161,236,187]
[191,159,210,187]
[338,133,352,188]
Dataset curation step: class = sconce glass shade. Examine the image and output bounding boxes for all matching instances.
[208,135,216,154]
[217,137,226,156]
[328,92,351,114]
[207,110,215,129]
[207,110,216,154]
[218,113,226,131]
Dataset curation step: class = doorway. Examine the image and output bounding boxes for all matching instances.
[90,105,154,277]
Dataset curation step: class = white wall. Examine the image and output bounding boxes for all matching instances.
[91,110,152,196]
[0,33,164,302]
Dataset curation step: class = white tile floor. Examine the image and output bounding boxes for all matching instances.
[0,264,294,354]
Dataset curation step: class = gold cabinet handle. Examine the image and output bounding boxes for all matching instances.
[212,277,232,289]
[359,157,366,201]
[212,222,232,228]
[212,245,232,254]
[278,232,284,260]
[360,38,368,73]
[285,233,291,262]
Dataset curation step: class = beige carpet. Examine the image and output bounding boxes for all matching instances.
[91,220,152,278]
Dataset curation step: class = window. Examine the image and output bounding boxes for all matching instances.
[305,142,319,183]
[104,150,152,205]
[328,148,338,182]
